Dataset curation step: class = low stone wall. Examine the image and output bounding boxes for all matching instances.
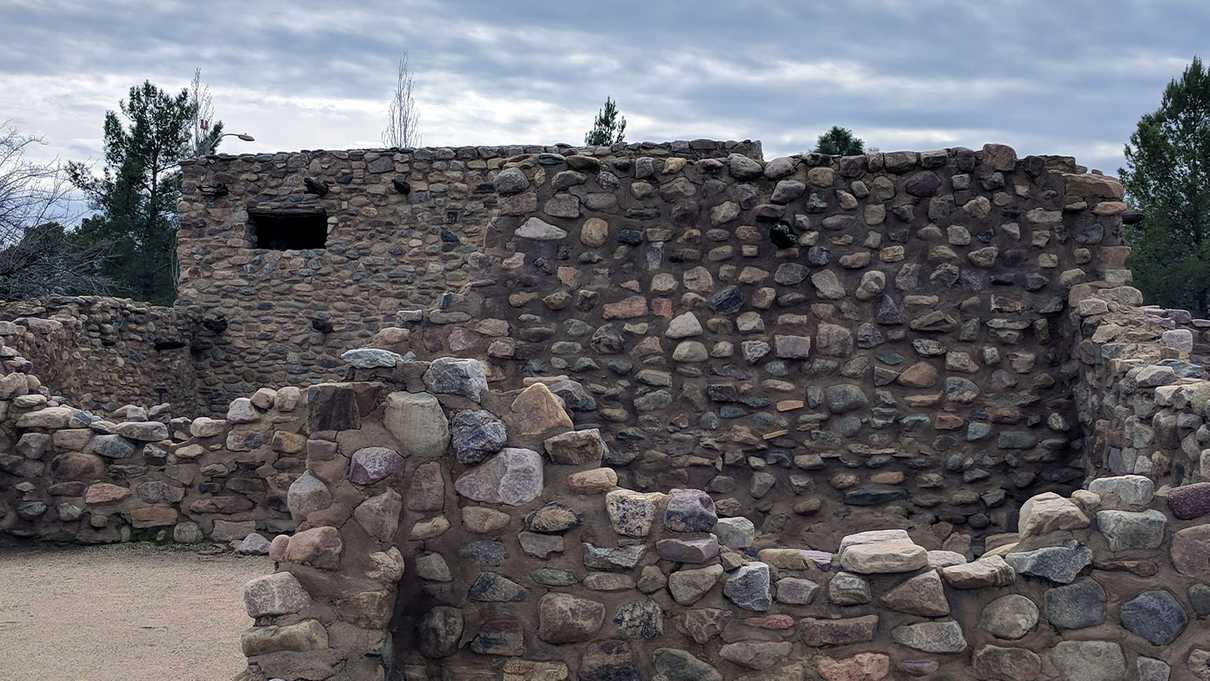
[0,340,296,544]
[1072,284,1210,492]
[236,356,1210,681]
[0,296,201,414]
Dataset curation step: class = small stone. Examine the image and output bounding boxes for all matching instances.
[978,594,1039,640]
[516,216,568,240]
[1004,543,1091,584]
[890,620,966,653]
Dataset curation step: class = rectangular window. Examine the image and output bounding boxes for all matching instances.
[248,209,328,250]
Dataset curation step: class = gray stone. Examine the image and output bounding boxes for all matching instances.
[454,447,543,506]
[354,489,402,541]
[657,537,719,563]
[340,347,402,368]
[468,572,528,602]
[1004,542,1091,584]
[880,570,949,616]
[516,216,568,240]
[1088,475,1154,510]
[653,648,722,681]
[1044,578,1105,629]
[723,563,772,611]
[385,392,449,458]
[712,516,755,549]
[828,572,871,605]
[1049,641,1126,681]
[717,641,792,671]
[494,167,529,194]
[664,488,717,533]
[423,357,489,401]
[237,533,271,555]
[113,421,168,442]
[1137,657,1171,681]
[978,594,1039,640]
[613,599,664,640]
[449,409,506,464]
[287,471,331,522]
[1120,590,1187,645]
[584,543,646,571]
[89,434,137,459]
[668,564,724,605]
[418,606,463,658]
[811,270,846,299]
[774,577,819,605]
[544,428,608,466]
[891,620,967,653]
[348,446,405,484]
[242,572,310,617]
[666,312,703,338]
[1097,509,1166,551]
[824,384,868,413]
[537,593,605,643]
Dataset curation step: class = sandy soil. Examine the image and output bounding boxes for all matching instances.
[0,541,272,681]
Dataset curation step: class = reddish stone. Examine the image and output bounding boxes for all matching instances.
[84,483,130,505]
[129,505,178,528]
[650,297,673,318]
[1169,483,1210,520]
[743,614,795,630]
[1172,524,1210,579]
[601,296,648,320]
[286,526,343,569]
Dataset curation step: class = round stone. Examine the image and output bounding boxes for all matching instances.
[978,594,1039,640]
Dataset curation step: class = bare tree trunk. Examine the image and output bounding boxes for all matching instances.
[382,53,421,148]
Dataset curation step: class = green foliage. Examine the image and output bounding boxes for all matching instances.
[68,80,218,304]
[1120,57,1210,315]
[585,97,626,146]
[814,126,865,156]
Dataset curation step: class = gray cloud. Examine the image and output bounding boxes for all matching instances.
[1,0,1205,174]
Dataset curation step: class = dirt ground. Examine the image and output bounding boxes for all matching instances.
[0,541,272,681]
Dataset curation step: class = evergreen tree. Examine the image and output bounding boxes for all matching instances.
[814,126,865,156]
[585,97,627,146]
[68,80,218,304]
[1120,57,1210,316]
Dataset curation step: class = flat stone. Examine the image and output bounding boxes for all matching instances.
[113,421,168,442]
[775,577,819,605]
[941,555,1015,588]
[449,409,507,464]
[839,541,928,574]
[724,563,772,611]
[713,516,755,549]
[817,653,891,681]
[1097,509,1166,551]
[468,572,528,602]
[583,543,646,571]
[1044,578,1105,629]
[84,482,129,505]
[972,644,1042,681]
[1120,590,1187,645]
[537,593,605,643]
[890,620,966,653]
[719,641,792,671]
[657,537,719,563]
[1048,641,1126,681]
[454,447,543,506]
[1173,525,1210,578]
[240,619,327,657]
[1088,475,1154,510]
[800,615,879,647]
[516,217,568,240]
[653,648,722,681]
[828,572,871,605]
[1004,542,1091,584]
[978,594,1039,640]
[340,347,402,368]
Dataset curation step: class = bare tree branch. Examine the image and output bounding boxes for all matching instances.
[382,52,421,148]
[0,121,114,299]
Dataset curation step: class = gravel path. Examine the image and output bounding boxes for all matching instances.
[0,542,271,681]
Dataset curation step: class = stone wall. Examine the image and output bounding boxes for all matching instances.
[0,296,201,414]
[0,340,296,544]
[235,356,1210,681]
[179,141,1130,549]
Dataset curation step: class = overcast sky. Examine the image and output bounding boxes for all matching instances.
[2,0,1205,176]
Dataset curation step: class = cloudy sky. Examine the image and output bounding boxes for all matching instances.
[2,0,1205,176]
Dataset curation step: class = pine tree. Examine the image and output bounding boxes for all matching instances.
[1120,57,1210,315]
[585,97,627,146]
[68,80,215,304]
[814,126,865,156]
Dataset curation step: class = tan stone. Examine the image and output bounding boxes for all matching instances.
[509,383,573,435]
[817,653,891,681]
[568,467,618,494]
[1018,492,1088,537]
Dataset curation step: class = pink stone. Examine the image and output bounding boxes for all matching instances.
[818,653,891,681]
[743,614,795,630]
[601,296,648,320]
[84,483,130,505]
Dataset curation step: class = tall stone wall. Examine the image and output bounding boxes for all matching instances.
[233,357,1210,681]
[179,142,1129,549]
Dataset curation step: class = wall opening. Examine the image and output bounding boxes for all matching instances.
[248,209,328,250]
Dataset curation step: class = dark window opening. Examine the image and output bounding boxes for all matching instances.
[249,210,328,250]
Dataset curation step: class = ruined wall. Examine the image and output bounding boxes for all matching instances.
[0,338,297,544]
[0,296,200,414]
[180,142,1128,549]
[234,357,1210,681]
